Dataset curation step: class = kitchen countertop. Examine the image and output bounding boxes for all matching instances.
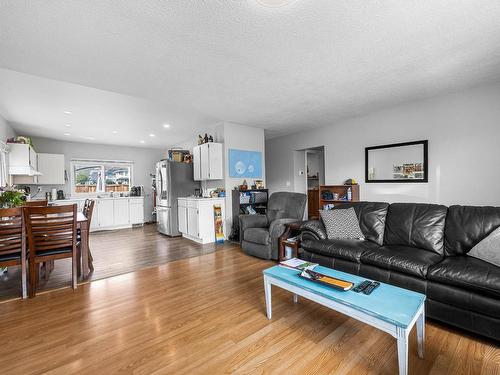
[178,196,225,200]
[55,196,144,201]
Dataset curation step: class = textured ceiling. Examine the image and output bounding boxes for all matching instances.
[1,0,500,148]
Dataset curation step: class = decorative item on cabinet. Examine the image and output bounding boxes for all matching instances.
[319,184,360,210]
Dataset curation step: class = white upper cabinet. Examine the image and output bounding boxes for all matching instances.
[8,143,40,176]
[193,142,223,181]
[37,153,65,185]
[193,145,201,181]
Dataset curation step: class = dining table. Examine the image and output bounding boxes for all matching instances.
[77,211,90,279]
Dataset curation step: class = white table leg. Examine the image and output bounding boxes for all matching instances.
[416,308,425,359]
[293,294,298,303]
[396,327,408,375]
[264,276,272,320]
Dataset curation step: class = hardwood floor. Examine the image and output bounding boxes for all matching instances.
[0,224,233,301]
[0,241,499,374]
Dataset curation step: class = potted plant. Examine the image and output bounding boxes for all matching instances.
[0,187,26,208]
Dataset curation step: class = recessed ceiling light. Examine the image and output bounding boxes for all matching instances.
[139,140,145,144]
[64,132,71,136]
[112,130,118,134]
[65,124,71,127]
[163,123,170,129]
[256,0,296,7]
[149,133,156,137]
[64,111,72,115]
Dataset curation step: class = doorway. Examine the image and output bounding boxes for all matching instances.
[293,146,325,219]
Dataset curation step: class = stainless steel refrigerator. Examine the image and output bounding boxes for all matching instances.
[155,160,200,236]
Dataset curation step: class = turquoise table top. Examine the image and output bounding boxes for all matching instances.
[263,265,425,328]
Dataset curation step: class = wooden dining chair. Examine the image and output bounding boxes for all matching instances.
[24,204,78,298]
[23,199,52,279]
[80,199,95,272]
[0,207,27,299]
[23,199,48,207]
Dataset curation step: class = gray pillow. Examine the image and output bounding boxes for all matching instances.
[468,226,500,267]
[320,207,364,240]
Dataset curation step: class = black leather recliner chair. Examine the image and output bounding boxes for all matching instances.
[240,192,307,260]
[299,202,500,341]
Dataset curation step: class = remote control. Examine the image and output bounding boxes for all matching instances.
[363,281,380,295]
[352,280,372,293]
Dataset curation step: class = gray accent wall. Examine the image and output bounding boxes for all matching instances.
[27,136,163,222]
[266,81,500,207]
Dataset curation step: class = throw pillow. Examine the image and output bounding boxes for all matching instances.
[320,207,364,240]
[468,226,500,267]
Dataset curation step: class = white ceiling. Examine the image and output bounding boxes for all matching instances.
[1,1,500,148]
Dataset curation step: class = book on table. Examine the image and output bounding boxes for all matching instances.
[279,257,318,271]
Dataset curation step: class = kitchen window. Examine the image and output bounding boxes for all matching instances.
[71,160,133,196]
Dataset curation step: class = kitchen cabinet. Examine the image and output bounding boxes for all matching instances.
[177,199,188,233]
[8,143,39,176]
[97,200,114,228]
[129,198,144,225]
[113,199,129,226]
[178,197,225,244]
[192,145,201,181]
[192,142,223,181]
[53,197,144,231]
[37,153,65,185]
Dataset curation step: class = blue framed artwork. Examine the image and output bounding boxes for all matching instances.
[228,149,262,178]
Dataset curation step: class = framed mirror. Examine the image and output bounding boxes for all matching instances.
[365,140,428,183]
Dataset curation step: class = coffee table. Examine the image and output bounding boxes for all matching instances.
[263,265,425,375]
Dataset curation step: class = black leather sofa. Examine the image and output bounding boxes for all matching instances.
[299,202,500,341]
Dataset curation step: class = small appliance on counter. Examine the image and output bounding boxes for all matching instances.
[57,190,65,200]
[130,186,143,197]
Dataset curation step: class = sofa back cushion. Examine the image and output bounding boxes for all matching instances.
[333,202,389,245]
[266,192,307,223]
[384,203,447,254]
[445,205,500,255]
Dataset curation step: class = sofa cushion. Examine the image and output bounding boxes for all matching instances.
[427,281,500,319]
[360,245,443,279]
[333,202,389,245]
[445,205,500,255]
[243,228,270,245]
[467,225,500,267]
[300,238,379,263]
[384,203,447,254]
[427,256,500,298]
[320,208,364,240]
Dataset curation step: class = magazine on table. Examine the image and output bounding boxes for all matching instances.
[279,257,318,271]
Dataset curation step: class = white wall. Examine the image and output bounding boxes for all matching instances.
[27,136,163,221]
[266,81,500,206]
[0,115,15,141]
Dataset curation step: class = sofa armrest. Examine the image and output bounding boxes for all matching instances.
[239,214,268,242]
[300,220,327,240]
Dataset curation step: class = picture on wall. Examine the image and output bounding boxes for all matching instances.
[365,140,428,183]
[228,149,262,178]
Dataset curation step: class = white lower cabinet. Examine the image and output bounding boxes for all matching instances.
[178,200,188,233]
[177,197,225,244]
[97,200,114,228]
[129,199,144,225]
[53,197,145,231]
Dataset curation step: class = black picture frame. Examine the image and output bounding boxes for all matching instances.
[365,140,428,183]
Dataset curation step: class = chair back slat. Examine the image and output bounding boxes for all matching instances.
[83,199,95,225]
[24,204,77,257]
[23,200,48,207]
[0,207,24,258]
